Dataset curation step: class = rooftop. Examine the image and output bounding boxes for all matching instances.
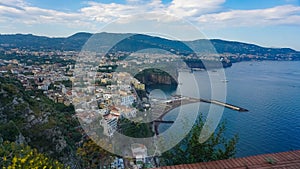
[153,150,300,169]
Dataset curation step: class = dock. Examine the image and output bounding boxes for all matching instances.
[199,98,249,112]
[153,95,248,135]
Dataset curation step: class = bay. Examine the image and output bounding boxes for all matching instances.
[157,61,300,157]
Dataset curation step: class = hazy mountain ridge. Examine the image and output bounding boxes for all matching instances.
[0,32,299,61]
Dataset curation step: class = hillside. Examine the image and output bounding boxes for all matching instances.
[0,32,92,51]
[0,32,299,61]
[0,77,82,167]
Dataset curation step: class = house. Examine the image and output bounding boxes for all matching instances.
[131,143,148,165]
[121,95,135,107]
[101,117,118,137]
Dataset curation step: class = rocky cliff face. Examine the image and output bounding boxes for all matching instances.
[135,69,178,86]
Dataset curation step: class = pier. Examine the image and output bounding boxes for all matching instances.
[153,95,248,135]
[199,98,249,112]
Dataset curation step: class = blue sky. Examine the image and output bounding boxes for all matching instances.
[0,0,299,50]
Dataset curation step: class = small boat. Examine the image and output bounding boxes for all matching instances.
[221,79,229,83]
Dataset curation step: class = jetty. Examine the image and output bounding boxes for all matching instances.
[199,98,249,112]
[153,95,248,135]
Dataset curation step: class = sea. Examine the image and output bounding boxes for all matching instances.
[155,61,300,157]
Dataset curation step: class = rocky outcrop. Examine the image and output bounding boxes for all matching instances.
[135,69,178,86]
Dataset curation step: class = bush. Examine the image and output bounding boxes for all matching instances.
[0,141,69,169]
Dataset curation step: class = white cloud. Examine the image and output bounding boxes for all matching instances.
[167,0,225,17]
[0,0,26,6]
[0,0,299,34]
[0,0,225,27]
[197,5,300,28]
[80,2,139,22]
[79,0,166,23]
[0,1,92,29]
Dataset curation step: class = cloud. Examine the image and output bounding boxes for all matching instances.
[167,0,225,17]
[197,5,300,28]
[80,0,166,22]
[80,2,139,22]
[0,0,226,27]
[0,0,299,34]
[0,0,26,6]
[0,0,92,29]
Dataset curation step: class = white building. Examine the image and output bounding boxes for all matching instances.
[101,117,118,137]
[121,95,135,107]
[131,144,148,165]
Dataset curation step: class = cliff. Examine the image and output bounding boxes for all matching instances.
[134,69,178,86]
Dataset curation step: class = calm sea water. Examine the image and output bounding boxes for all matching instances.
[157,61,300,157]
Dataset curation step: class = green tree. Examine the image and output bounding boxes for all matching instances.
[159,115,238,166]
[77,139,114,169]
[118,118,154,138]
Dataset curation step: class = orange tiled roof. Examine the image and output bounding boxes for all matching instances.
[153,150,300,169]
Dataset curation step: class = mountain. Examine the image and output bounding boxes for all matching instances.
[0,32,92,51]
[62,32,93,51]
[0,32,299,61]
[187,39,294,54]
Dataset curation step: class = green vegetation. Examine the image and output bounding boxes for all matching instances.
[118,118,154,138]
[0,77,82,165]
[77,139,114,168]
[159,115,238,166]
[0,141,68,169]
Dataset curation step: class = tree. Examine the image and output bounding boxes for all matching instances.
[76,139,114,169]
[118,118,154,138]
[159,115,238,166]
[0,141,68,169]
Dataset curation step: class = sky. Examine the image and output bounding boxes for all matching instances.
[0,0,299,50]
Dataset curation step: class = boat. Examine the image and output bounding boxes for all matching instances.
[221,79,229,83]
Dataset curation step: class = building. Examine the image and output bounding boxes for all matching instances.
[131,143,148,166]
[101,117,118,137]
[120,108,137,118]
[121,95,135,107]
